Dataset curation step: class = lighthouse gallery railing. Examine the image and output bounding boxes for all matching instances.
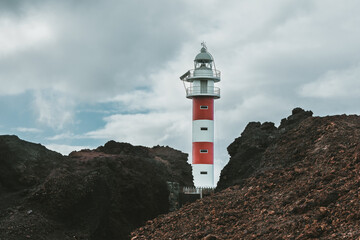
[190,69,221,78]
[180,69,221,81]
[186,86,220,98]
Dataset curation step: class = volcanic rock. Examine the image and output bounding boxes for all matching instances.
[0,137,193,240]
[217,108,313,190]
[0,135,63,194]
[131,109,360,239]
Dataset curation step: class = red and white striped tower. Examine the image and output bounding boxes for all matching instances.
[180,43,220,187]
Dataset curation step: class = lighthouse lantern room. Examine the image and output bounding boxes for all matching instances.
[180,43,221,187]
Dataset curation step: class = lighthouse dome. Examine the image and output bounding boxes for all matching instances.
[180,43,220,83]
[194,47,213,63]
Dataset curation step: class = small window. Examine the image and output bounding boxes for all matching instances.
[200,171,208,175]
[200,105,208,109]
[200,149,208,153]
[200,127,208,131]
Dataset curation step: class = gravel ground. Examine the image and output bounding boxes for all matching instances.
[132,111,360,239]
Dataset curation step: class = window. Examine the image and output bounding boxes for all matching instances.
[200,105,208,109]
[200,80,208,93]
[200,149,208,153]
[200,127,208,131]
[200,171,208,175]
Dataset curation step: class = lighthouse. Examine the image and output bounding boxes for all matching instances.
[180,43,221,187]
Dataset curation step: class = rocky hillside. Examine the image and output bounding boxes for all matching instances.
[131,108,360,239]
[0,137,193,240]
[217,107,313,190]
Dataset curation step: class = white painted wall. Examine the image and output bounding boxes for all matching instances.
[193,79,200,88]
[192,120,214,142]
[192,164,214,187]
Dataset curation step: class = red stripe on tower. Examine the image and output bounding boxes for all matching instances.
[193,98,214,120]
[192,142,214,164]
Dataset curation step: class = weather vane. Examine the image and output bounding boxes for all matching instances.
[201,41,207,50]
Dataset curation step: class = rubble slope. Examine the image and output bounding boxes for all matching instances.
[132,110,360,239]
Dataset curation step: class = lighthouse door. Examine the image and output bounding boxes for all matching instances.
[200,80,208,94]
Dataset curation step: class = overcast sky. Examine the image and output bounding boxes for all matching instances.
[1,0,360,184]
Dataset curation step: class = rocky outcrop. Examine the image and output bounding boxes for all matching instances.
[131,109,360,239]
[217,107,313,190]
[0,135,63,194]
[0,137,193,240]
[95,140,193,187]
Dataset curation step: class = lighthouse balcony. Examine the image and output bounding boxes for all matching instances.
[186,86,220,99]
[182,69,221,82]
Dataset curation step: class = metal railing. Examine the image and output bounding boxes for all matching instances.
[181,69,221,81]
[186,86,220,98]
[182,186,215,198]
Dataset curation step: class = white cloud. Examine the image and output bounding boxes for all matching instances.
[46,132,82,140]
[299,63,360,98]
[15,127,42,133]
[33,90,75,129]
[45,143,90,155]
[0,0,191,99]
[86,111,191,150]
[0,15,54,58]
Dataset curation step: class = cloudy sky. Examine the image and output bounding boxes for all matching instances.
[1,0,360,184]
